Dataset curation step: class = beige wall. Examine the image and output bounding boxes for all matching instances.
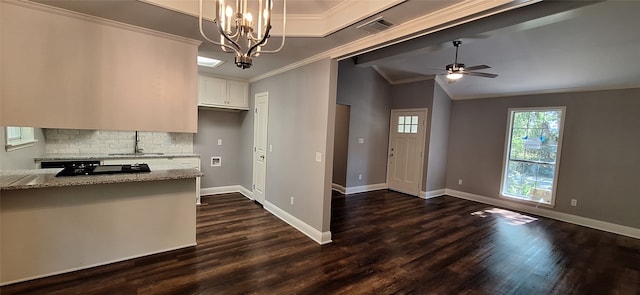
[194,110,246,188]
[336,59,391,188]
[0,128,46,170]
[249,59,337,233]
[446,88,640,229]
[332,104,350,187]
[0,1,199,133]
[425,82,451,192]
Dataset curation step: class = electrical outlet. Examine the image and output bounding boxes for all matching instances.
[458,179,463,185]
[290,197,294,205]
[571,199,577,207]
[269,144,273,152]
[358,174,362,180]
[358,138,365,144]
[211,156,221,167]
[315,152,322,163]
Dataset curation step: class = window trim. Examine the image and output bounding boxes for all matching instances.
[5,127,38,151]
[499,106,566,208]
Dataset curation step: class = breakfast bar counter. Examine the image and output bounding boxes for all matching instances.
[1,168,202,190]
[0,168,201,285]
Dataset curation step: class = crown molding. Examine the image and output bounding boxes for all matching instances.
[250,0,540,82]
[6,0,201,45]
[140,0,404,37]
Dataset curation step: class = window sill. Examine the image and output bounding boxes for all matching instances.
[5,139,38,152]
[500,193,556,208]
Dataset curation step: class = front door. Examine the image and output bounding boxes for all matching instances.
[253,92,269,204]
[387,109,427,196]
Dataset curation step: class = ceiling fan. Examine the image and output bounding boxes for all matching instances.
[441,40,498,82]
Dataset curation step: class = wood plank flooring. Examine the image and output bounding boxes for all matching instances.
[2,190,639,294]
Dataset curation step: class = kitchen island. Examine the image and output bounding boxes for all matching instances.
[0,168,202,285]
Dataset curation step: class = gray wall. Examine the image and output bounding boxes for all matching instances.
[390,80,434,191]
[425,82,452,192]
[0,127,45,170]
[193,109,245,188]
[446,88,640,228]
[332,104,350,187]
[336,59,391,187]
[249,59,337,232]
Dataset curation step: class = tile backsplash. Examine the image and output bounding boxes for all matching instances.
[44,129,193,154]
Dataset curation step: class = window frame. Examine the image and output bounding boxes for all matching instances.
[499,106,566,207]
[5,126,38,151]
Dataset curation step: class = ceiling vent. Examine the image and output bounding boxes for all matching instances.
[357,16,393,34]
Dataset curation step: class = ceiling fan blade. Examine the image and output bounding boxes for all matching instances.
[465,71,498,78]
[424,67,446,71]
[465,65,491,71]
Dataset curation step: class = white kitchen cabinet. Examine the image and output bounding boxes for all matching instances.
[1,2,199,132]
[198,75,249,110]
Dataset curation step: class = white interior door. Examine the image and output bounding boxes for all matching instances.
[387,109,427,196]
[252,92,269,204]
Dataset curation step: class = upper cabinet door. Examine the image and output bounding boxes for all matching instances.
[197,75,249,111]
[0,2,200,133]
[226,80,249,109]
[198,76,226,106]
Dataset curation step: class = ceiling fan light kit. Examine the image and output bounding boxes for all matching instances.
[199,0,287,69]
[440,40,498,82]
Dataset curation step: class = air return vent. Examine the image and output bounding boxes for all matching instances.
[357,16,393,34]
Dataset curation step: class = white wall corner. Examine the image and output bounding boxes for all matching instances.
[419,189,446,199]
[345,183,388,195]
[263,201,332,245]
[200,185,253,200]
[331,183,346,194]
[444,189,640,240]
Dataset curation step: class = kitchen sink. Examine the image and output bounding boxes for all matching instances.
[108,153,164,156]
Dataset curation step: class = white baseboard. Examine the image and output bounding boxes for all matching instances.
[445,189,640,240]
[419,189,446,199]
[238,186,254,200]
[331,183,346,194]
[263,201,332,245]
[201,185,253,200]
[345,183,388,195]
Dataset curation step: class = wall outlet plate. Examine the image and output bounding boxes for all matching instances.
[211,156,221,167]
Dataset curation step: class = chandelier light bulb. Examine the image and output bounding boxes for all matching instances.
[225,5,233,17]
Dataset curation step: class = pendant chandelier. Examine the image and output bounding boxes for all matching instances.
[199,0,287,69]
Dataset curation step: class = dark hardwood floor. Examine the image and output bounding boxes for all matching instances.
[2,190,639,294]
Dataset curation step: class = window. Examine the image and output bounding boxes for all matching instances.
[5,126,37,151]
[397,115,418,134]
[500,107,565,206]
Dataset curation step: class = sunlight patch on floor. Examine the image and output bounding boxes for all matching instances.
[471,208,538,226]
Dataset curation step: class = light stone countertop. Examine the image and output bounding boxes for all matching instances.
[0,168,203,190]
[34,153,200,161]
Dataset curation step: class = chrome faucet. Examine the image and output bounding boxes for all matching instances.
[134,131,144,154]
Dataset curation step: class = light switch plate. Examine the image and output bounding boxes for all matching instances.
[217,139,222,146]
[269,144,273,152]
[315,152,322,163]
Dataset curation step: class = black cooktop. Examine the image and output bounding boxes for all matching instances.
[55,164,151,177]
